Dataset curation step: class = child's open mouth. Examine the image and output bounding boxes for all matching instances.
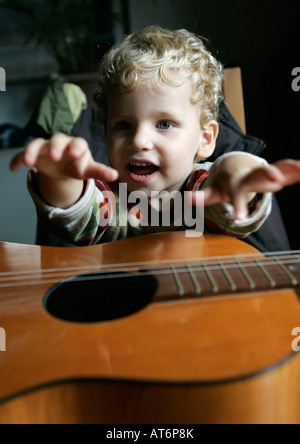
[127,162,160,183]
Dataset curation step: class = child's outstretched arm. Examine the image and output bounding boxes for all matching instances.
[199,154,300,220]
[10,133,119,209]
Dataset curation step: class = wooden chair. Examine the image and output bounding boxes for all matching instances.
[223,67,246,133]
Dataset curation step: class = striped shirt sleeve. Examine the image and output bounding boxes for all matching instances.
[27,171,113,245]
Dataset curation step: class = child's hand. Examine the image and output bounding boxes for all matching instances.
[195,156,300,220]
[10,134,119,209]
[10,133,118,182]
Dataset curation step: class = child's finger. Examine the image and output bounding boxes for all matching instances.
[10,150,25,172]
[241,165,286,194]
[201,188,225,206]
[231,193,249,221]
[22,138,49,166]
[272,159,300,186]
[83,160,119,183]
[48,133,74,161]
[68,137,90,159]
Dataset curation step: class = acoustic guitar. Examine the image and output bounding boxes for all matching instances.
[0,231,300,424]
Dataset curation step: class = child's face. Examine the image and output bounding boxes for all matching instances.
[106,78,218,196]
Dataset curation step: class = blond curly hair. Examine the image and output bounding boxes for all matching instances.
[94,26,224,129]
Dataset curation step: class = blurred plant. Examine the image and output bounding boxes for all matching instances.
[0,0,121,73]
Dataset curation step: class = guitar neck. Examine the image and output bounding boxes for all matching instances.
[150,253,300,302]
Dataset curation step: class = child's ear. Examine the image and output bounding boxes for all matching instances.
[196,120,219,159]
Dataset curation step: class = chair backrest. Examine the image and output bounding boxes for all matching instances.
[223,67,246,133]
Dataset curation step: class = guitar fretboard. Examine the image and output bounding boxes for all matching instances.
[150,253,300,302]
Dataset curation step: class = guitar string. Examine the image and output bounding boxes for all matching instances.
[0,254,299,282]
[0,251,300,288]
[0,248,300,280]
[0,250,300,280]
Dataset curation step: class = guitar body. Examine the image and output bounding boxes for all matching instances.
[0,232,300,424]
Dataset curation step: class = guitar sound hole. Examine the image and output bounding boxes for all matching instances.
[43,271,157,323]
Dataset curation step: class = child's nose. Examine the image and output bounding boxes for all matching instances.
[130,126,153,151]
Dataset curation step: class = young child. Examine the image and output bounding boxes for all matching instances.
[10,26,300,245]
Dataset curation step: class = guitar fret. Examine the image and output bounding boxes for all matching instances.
[275,258,298,286]
[236,260,256,289]
[203,264,218,293]
[171,266,185,297]
[218,261,237,291]
[254,258,276,288]
[154,254,300,305]
[186,264,201,294]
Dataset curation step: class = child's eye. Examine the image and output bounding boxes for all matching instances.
[114,121,131,130]
[157,121,174,130]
